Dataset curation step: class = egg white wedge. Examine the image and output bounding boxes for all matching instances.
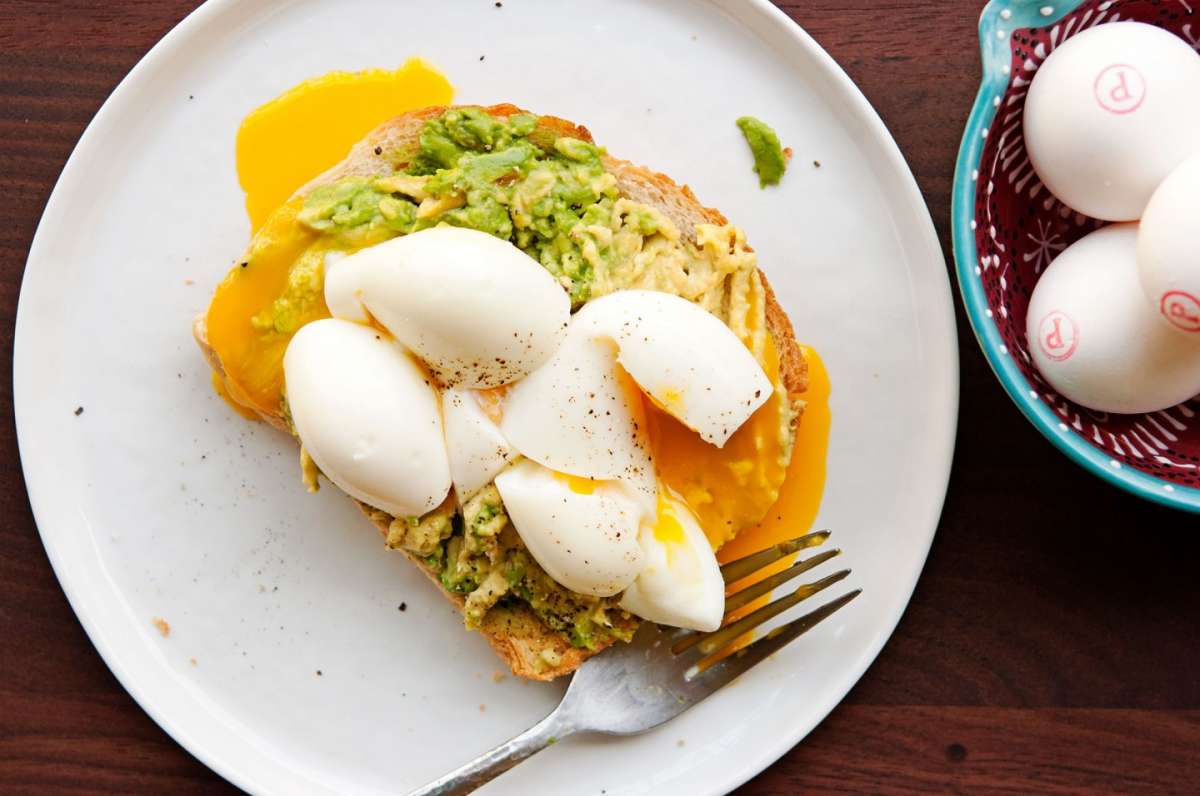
[283,318,451,517]
[619,490,725,632]
[324,227,570,388]
[575,290,771,446]
[494,459,645,597]
[441,387,515,503]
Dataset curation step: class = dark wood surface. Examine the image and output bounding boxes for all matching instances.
[2,1,1198,793]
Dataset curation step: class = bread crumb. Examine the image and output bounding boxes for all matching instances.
[189,657,197,666]
[677,739,686,747]
[491,670,507,683]
[782,147,793,162]
[479,703,487,712]
[152,617,170,637]
[184,278,194,285]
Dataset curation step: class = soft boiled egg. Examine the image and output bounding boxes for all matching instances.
[283,318,451,516]
[441,387,515,503]
[619,490,725,632]
[1137,152,1200,336]
[494,459,645,597]
[500,290,770,497]
[1023,22,1200,221]
[324,227,570,388]
[1027,224,1200,414]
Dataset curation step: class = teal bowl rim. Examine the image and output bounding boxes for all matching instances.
[951,0,1200,513]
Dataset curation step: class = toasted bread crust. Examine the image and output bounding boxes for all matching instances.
[193,104,806,680]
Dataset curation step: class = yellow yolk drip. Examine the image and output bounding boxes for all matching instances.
[209,60,454,417]
[649,335,793,549]
[718,345,831,564]
[713,347,831,657]
[205,200,321,415]
[652,494,687,546]
[236,59,453,232]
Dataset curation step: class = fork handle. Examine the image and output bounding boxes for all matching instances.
[408,712,573,796]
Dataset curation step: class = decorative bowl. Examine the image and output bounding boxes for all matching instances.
[952,0,1200,512]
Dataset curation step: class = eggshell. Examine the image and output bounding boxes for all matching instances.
[1137,151,1200,336]
[1024,22,1200,221]
[1027,224,1200,414]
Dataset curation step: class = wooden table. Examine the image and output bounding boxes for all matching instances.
[3,1,1199,793]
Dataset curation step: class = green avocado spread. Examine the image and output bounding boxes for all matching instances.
[373,486,637,651]
[736,116,787,188]
[295,108,627,305]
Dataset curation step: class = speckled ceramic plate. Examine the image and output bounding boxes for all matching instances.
[953,0,1200,512]
[14,1,956,793]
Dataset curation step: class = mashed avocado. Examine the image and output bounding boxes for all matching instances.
[736,116,787,188]
[276,107,789,645]
[363,485,635,649]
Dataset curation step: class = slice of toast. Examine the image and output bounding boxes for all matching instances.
[194,104,807,679]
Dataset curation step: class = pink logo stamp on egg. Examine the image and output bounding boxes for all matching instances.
[1094,64,1146,115]
[1161,290,1200,333]
[1037,310,1079,362]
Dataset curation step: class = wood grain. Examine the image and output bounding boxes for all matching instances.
[3,1,1200,794]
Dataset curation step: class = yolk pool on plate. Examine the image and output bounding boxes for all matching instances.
[236,58,453,232]
[209,60,454,415]
[709,346,831,653]
[718,345,831,564]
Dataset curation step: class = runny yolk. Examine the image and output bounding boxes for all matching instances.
[704,346,831,655]
[718,345,831,564]
[205,199,320,415]
[649,335,796,550]
[554,472,600,495]
[208,60,454,417]
[652,494,687,546]
[236,58,454,232]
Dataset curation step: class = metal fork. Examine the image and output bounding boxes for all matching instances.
[411,530,859,796]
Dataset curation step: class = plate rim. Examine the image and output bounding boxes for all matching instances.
[13,0,960,792]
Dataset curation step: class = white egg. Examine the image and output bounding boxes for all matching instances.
[324,226,570,388]
[494,460,645,597]
[499,321,658,503]
[619,491,725,632]
[1027,224,1200,414]
[575,290,771,446]
[1137,152,1200,336]
[283,318,451,516]
[1024,22,1200,221]
[441,388,514,503]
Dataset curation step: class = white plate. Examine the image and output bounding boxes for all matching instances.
[14,1,957,793]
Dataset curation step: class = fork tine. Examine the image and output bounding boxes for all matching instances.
[689,589,862,681]
[723,549,841,615]
[673,568,850,656]
[720,531,831,584]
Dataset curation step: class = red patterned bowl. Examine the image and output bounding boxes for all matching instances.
[952,0,1200,511]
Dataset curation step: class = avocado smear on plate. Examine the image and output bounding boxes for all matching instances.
[736,115,788,188]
